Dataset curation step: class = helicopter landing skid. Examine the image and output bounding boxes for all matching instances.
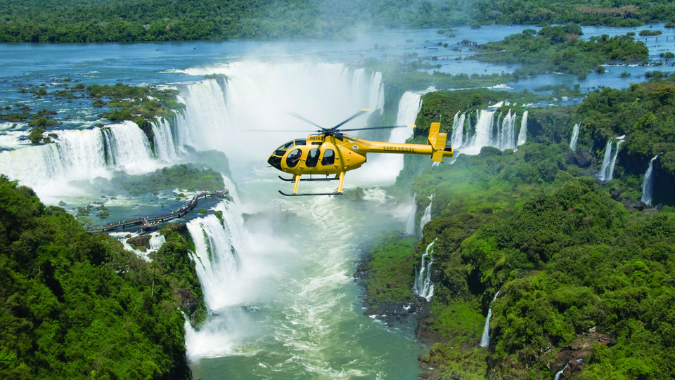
[278,191,343,197]
[278,176,337,182]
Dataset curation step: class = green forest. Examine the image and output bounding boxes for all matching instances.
[2,0,675,43]
[0,176,205,379]
[360,75,675,379]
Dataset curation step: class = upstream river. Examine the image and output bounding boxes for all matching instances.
[0,24,674,379]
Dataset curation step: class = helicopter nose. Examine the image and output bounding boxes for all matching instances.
[268,154,282,171]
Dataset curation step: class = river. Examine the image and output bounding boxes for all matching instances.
[0,24,673,379]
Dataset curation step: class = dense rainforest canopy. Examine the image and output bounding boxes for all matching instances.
[0,176,205,379]
[358,74,675,379]
[2,0,675,43]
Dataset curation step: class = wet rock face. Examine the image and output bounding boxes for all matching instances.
[574,150,593,168]
[127,235,150,248]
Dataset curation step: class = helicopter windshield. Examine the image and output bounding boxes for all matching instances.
[274,141,295,156]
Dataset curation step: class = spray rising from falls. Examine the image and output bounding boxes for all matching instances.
[569,123,580,151]
[641,156,658,206]
[479,291,500,347]
[0,121,160,189]
[597,136,625,182]
[406,193,417,235]
[419,194,434,236]
[175,62,385,162]
[414,239,436,301]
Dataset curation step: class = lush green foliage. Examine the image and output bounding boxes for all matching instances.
[475,25,648,79]
[361,232,418,305]
[365,82,675,379]
[2,0,675,43]
[110,164,225,196]
[0,176,198,379]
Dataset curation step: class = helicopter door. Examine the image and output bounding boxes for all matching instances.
[321,149,335,166]
[286,149,302,168]
[306,148,320,167]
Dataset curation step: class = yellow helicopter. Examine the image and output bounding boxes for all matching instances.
[264,109,453,196]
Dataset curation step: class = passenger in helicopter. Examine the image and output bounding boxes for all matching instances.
[290,150,302,165]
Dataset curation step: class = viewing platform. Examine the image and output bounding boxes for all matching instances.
[87,189,229,233]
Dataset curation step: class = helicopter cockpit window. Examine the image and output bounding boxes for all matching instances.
[321,149,335,166]
[294,139,307,146]
[286,149,302,168]
[306,148,320,167]
[275,141,295,156]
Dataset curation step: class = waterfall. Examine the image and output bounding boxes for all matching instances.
[517,111,528,146]
[405,193,417,235]
[0,121,157,189]
[186,199,244,311]
[392,91,421,143]
[554,359,583,380]
[598,136,625,182]
[149,233,166,251]
[495,112,503,145]
[369,71,385,114]
[462,110,495,155]
[414,239,436,301]
[569,123,580,151]
[641,156,658,205]
[451,112,466,149]
[607,136,625,181]
[597,140,613,182]
[152,117,179,160]
[479,290,500,347]
[418,194,434,236]
[499,110,516,151]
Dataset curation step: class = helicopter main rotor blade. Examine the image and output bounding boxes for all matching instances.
[339,124,415,132]
[331,109,371,130]
[243,129,319,132]
[286,112,324,129]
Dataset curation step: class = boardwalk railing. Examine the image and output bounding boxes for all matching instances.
[87,189,229,233]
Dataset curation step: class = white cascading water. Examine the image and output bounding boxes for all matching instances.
[466,110,495,155]
[175,62,385,162]
[517,111,528,147]
[149,233,166,251]
[185,199,244,312]
[418,194,434,236]
[479,290,500,347]
[414,239,436,301]
[569,123,580,151]
[554,359,582,380]
[451,112,466,149]
[597,140,613,182]
[499,110,516,151]
[641,156,658,205]
[0,121,158,190]
[406,193,417,235]
[152,117,179,161]
[607,136,625,181]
